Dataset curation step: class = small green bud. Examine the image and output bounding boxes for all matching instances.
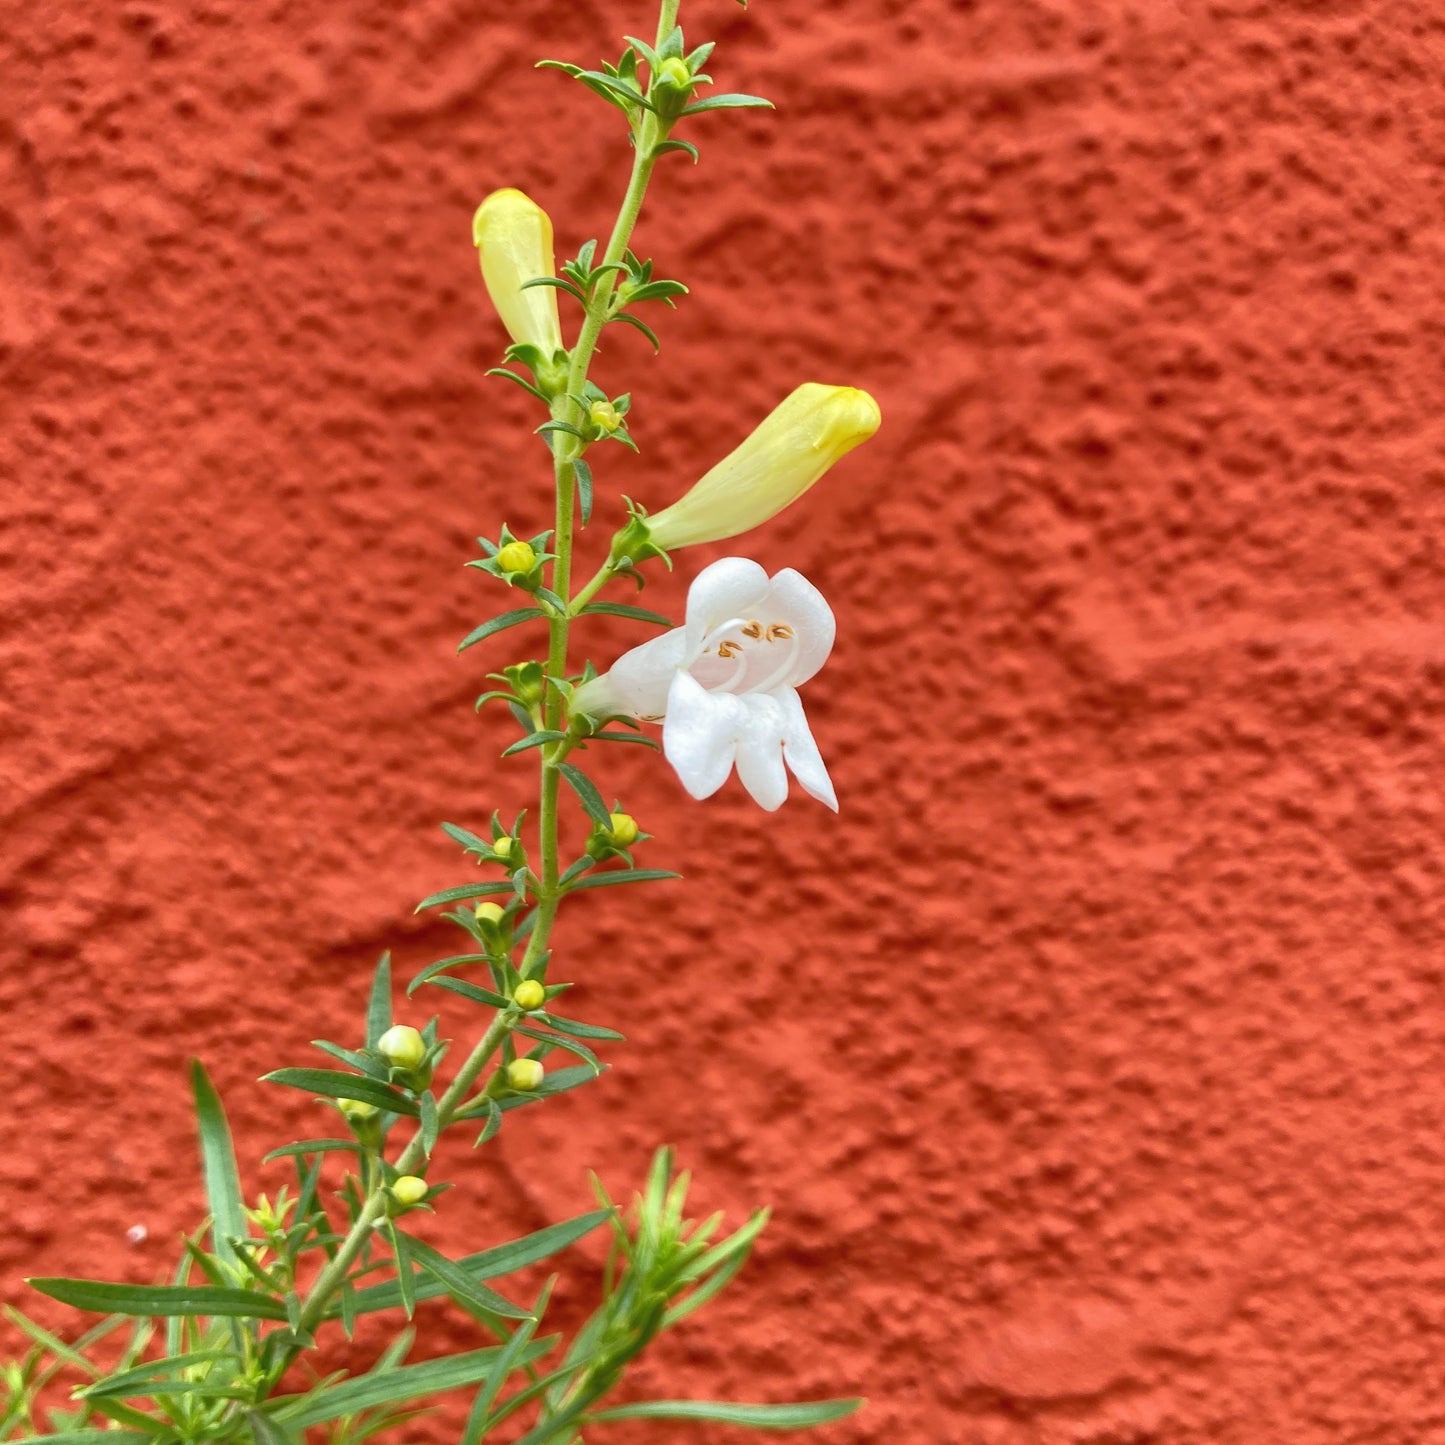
[503,660,546,709]
[492,836,515,862]
[391,1176,429,1208]
[588,399,622,433]
[506,1058,545,1092]
[339,1098,379,1123]
[377,1024,427,1073]
[607,811,640,846]
[659,57,691,89]
[513,979,546,1011]
[475,902,506,924]
[496,539,537,576]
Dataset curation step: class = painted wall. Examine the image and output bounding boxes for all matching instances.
[4,0,1445,1439]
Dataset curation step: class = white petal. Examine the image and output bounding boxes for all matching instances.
[662,669,746,799]
[777,687,838,811]
[572,628,686,720]
[764,568,836,687]
[683,557,771,662]
[734,695,790,811]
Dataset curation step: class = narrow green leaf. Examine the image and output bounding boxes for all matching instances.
[579,601,673,627]
[573,457,593,527]
[588,1400,863,1428]
[425,977,513,1011]
[474,1098,503,1147]
[536,1012,624,1043]
[78,1351,233,1401]
[593,730,662,750]
[414,881,514,912]
[404,1237,534,1321]
[262,1138,359,1164]
[28,1280,287,1322]
[566,868,681,891]
[514,1025,602,1075]
[388,1223,416,1319]
[458,608,544,655]
[407,958,493,997]
[558,763,610,828]
[519,275,587,304]
[654,138,701,163]
[681,93,775,115]
[189,1062,249,1274]
[327,1211,609,1320]
[366,953,392,1050]
[19,1434,154,1445]
[260,1069,419,1118]
[501,730,568,758]
[611,311,660,352]
[420,1092,440,1156]
[273,1341,556,1427]
[246,1409,298,1445]
[461,1283,553,1445]
[485,367,550,403]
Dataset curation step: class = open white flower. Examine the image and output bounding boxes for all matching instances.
[572,557,838,812]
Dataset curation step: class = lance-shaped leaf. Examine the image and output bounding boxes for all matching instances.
[189,1063,250,1274]
[587,1399,863,1428]
[260,1069,420,1118]
[28,1281,288,1322]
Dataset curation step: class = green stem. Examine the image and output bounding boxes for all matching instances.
[290,0,676,1362]
[293,1010,513,1338]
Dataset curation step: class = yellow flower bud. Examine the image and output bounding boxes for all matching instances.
[391,1176,429,1207]
[473,189,564,356]
[496,539,537,576]
[645,384,881,551]
[376,1024,427,1073]
[506,1058,545,1092]
[658,57,692,89]
[607,811,640,846]
[475,902,506,923]
[492,836,514,861]
[339,1099,379,1123]
[513,979,546,1011]
[588,399,622,433]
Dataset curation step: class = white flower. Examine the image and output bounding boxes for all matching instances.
[572,557,838,812]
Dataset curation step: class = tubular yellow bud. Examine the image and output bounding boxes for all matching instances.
[377,1024,427,1073]
[645,384,881,552]
[513,979,546,1011]
[607,811,640,846]
[496,539,537,576]
[492,836,515,861]
[391,1176,429,1207]
[588,399,622,433]
[475,902,506,923]
[472,188,564,356]
[506,1058,545,1091]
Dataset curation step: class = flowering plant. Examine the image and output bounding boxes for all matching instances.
[2,2,878,1441]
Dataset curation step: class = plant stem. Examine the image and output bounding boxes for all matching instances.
[292,63,671,1349]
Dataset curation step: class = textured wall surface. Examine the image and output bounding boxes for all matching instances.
[4,0,1445,1439]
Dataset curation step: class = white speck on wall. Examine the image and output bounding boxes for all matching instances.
[125,1224,147,1245]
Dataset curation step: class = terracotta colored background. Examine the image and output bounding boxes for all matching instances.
[5,0,1445,1439]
